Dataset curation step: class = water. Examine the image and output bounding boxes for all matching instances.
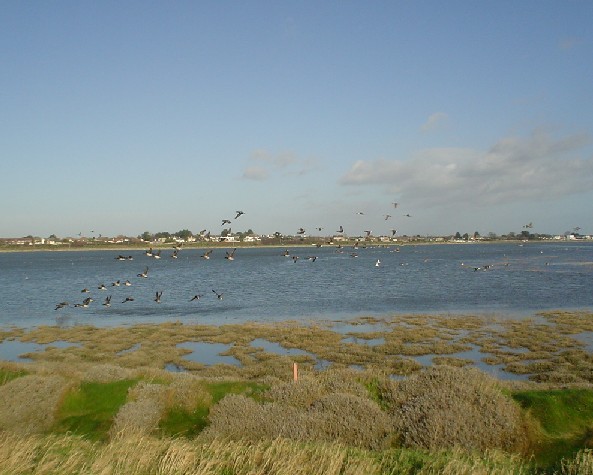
[1,242,592,329]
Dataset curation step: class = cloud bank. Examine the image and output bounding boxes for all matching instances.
[339,130,592,208]
[242,149,319,180]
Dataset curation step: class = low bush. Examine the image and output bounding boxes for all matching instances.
[384,366,526,453]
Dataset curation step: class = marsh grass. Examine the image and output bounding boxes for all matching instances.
[0,363,27,385]
[4,312,593,471]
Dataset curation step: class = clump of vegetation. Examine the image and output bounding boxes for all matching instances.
[383,366,526,453]
[202,369,396,450]
[0,374,69,435]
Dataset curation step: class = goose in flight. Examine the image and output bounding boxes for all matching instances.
[297,228,306,235]
[384,214,392,220]
[337,225,344,233]
[74,297,93,308]
[55,301,69,310]
[154,291,163,304]
[124,280,132,286]
[98,283,107,290]
[171,249,179,259]
[111,280,121,287]
[201,249,213,260]
[212,289,223,300]
[190,294,202,301]
[137,267,149,278]
[222,219,231,226]
[235,210,245,219]
[102,295,112,307]
[122,296,134,303]
[225,248,237,261]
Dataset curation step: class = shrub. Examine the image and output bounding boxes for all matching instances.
[0,375,68,434]
[385,366,525,452]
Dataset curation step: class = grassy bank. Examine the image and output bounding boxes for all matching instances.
[2,312,593,473]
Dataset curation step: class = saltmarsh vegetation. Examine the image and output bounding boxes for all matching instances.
[1,311,593,473]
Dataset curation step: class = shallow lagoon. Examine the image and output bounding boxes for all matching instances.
[1,242,592,329]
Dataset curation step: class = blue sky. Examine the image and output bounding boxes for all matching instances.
[2,1,592,238]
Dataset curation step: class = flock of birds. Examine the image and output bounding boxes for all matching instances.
[54,203,546,313]
[53,243,234,311]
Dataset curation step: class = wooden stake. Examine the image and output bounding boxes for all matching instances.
[293,362,298,382]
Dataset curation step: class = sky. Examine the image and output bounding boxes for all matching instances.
[2,1,592,239]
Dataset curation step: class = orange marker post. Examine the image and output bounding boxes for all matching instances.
[293,362,298,382]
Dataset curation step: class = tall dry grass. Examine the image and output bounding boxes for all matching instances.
[0,432,546,475]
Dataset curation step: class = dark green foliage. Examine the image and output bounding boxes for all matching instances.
[54,379,138,441]
[513,388,593,469]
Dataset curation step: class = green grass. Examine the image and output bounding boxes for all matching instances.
[54,379,138,441]
[0,368,27,386]
[159,380,268,438]
[513,388,593,470]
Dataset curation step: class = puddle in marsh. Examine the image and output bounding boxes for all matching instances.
[250,338,330,369]
[0,339,80,362]
[177,341,241,367]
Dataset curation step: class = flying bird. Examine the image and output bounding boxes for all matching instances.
[55,302,69,310]
[225,248,237,261]
[337,225,344,233]
[137,267,149,278]
[154,291,163,304]
[212,289,223,300]
[384,214,392,220]
[190,294,202,301]
[201,250,213,260]
[297,228,305,235]
[222,219,231,226]
[122,297,134,303]
[103,296,112,307]
[235,210,245,219]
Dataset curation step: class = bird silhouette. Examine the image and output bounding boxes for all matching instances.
[222,219,231,226]
[201,250,213,260]
[137,267,149,278]
[212,289,223,300]
[235,210,245,219]
[154,291,163,303]
[103,295,112,307]
[225,248,237,261]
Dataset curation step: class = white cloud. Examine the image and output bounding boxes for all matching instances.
[339,130,593,208]
[242,166,269,181]
[242,149,319,180]
[558,37,581,51]
[421,112,448,132]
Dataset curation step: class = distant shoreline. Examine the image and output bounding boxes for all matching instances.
[0,238,577,254]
